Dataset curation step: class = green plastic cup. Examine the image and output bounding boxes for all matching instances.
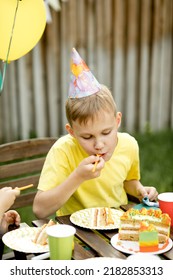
[46,224,76,260]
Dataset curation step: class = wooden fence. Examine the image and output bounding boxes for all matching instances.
[0,0,173,144]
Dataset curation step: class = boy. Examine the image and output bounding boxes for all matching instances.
[33,48,158,219]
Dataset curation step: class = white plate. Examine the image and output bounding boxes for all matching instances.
[83,257,120,260]
[111,233,173,255]
[70,207,123,230]
[2,227,49,253]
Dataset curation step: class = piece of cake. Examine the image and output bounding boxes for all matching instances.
[32,219,55,245]
[119,208,170,243]
[91,207,115,227]
[139,221,159,252]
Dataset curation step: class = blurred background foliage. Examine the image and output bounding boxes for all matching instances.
[135,129,173,193]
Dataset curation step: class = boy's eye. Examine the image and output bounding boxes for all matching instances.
[82,135,92,140]
[102,130,111,135]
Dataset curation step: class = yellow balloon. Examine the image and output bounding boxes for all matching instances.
[0,0,46,61]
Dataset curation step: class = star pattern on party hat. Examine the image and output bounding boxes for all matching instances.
[68,48,101,98]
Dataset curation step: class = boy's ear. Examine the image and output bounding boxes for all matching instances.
[65,123,75,137]
[116,112,122,128]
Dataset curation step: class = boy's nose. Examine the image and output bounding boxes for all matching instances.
[94,140,104,150]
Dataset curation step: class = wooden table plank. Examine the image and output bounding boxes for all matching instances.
[120,203,136,211]
[73,242,96,260]
[32,219,49,227]
[98,229,119,240]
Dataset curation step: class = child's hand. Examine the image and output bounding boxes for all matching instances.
[142,186,158,201]
[0,210,20,235]
[0,187,20,213]
[75,155,105,181]
[124,180,158,202]
[136,185,158,201]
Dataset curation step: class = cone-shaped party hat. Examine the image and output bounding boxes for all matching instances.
[68,48,101,98]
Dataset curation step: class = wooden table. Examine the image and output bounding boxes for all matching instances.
[32,203,173,260]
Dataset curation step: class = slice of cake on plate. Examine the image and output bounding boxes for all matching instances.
[118,208,170,243]
[91,207,115,227]
[139,221,159,252]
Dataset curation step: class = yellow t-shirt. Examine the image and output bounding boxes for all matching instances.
[38,132,140,215]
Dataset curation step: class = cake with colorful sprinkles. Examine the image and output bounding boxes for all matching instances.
[139,221,159,252]
[119,208,170,244]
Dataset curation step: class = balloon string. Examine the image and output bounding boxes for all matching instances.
[0,62,8,94]
[0,0,20,94]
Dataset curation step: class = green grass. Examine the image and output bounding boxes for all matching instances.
[134,130,173,193]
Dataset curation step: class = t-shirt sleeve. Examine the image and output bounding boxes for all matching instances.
[37,143,71,191]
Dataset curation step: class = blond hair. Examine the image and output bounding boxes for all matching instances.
[66,85,117,126]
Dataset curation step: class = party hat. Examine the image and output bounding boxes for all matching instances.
[68,48,101,98]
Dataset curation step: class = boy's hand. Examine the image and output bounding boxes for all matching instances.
[75,155,105,181]
[124,180,158,202]
[136,185,158,201]
[141,186,158,201]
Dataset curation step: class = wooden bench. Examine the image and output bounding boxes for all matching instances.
[0,137,57,259]
[0,137,57,209]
